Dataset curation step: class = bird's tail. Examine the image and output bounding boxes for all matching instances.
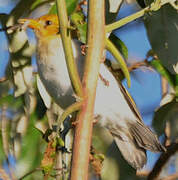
[111,121,166,169]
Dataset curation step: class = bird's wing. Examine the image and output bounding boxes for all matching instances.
[105,63,143,122]
[117,80,143,122]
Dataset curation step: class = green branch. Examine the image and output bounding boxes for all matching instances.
[56,0,83,97]
[106,38,131,87]
[57,101,83,127]
[106,0,175,32]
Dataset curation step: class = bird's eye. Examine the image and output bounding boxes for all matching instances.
[45,20,52,26]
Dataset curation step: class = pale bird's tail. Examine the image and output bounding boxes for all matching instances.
[111,121,166,169]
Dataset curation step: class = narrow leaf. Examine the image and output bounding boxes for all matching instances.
[109,33,128,59]
[106,39,131,87]
[149,59,175,87]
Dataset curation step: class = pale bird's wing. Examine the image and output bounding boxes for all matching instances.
[97,64,166,169]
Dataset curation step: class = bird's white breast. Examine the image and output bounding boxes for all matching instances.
[36,36,82,108]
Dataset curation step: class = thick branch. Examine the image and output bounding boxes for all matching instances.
[70,0,105,180]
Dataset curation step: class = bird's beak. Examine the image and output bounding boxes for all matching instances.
[18,18,39,30]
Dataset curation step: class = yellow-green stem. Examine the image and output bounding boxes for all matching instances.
[106,38,131,87]
[56,0,83,97]
[106,0,172,32]
[57,101,83,127]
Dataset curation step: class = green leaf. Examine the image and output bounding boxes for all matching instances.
[49,0,78,15]
[71,12,87,43]
[57,137,65,147]
[76,23,87,43]
[109,33,128,60]
[152,99,178,138]
[144,4,178,74]
[66,0,78,15]
[149,59,175,87]
[70,11,84,24]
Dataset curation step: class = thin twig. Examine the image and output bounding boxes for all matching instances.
[128,60,149,72]
[147,143,178,180]
[110,59,150,73]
